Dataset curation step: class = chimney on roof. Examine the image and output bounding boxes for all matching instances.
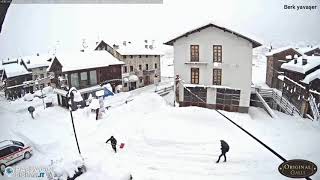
[293,54,298,64]
[37,53,39,56]
[123,41,127,46]
[113,45,119,50]
[302,57,308,65]
[269,45,273,52]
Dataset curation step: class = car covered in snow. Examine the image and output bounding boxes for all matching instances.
[0,140,33,173]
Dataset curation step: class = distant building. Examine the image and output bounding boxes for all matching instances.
[265,47,302,89]
[95,40,162,91]
[165,23,262,113]
[1,59,32,99]
[21,54,52,90]
[47,51,124,107]
[296,46,320,56]
[281,56,320,118]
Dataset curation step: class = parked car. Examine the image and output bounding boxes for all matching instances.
[0,140,33,173]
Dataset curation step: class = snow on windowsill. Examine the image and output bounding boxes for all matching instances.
[184,83,241,90]
[185,62,208,65]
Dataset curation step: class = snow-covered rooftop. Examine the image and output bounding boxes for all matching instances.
[98,39,164,56]
[164,21,263,48]
[265,46,300,56]
[52,51,124,72]
[115,42,163,56]
[301,69,320,84]
[21,54,52,69]
[3,60,31,78]
[296,46,319,54]
[281,56,320,74]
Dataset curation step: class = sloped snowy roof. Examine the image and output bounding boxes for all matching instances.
[301,69,320,84]
[21,54,52,69]
[115,41,163,56]
[52,51,124,72]
[3,61,31,78]
[281,56,320,74]
[265,46,301,56]
[164,22,262,48]
[296,46,319,54]
[2,58,19,65]
[95,39,164,56]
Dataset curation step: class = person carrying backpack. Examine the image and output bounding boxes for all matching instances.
[216,140,229,163]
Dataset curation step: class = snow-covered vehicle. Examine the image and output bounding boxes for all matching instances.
[0,140,33,173]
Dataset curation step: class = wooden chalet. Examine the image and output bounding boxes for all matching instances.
[47,51,124,107]
[265,47,302,90]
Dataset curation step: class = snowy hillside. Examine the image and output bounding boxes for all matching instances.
[0,88,319,180]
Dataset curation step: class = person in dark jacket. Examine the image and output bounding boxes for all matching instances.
[216,140,229,163]
[106,136,117,153]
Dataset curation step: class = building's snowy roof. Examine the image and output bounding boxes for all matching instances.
[95,39,164,56]
[3,60,31,78]
[115,41,163,56]
[21,54,52,69]
[301,69,320,84]
[296,46,319,54]
[2,58,19,65]
[281,56,320,74]
[52,51,124,72]
[164,22,262,48]
[265,46,301,56]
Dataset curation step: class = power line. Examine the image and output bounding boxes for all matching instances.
[176,77,312,180]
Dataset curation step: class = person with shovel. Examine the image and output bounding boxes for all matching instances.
[106,136,118,153]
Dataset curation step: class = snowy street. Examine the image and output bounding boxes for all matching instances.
[1,90,319,180]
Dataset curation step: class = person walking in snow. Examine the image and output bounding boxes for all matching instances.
[106,136,117,153]
[216,140,229,163]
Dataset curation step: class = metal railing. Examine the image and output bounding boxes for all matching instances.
[256,88,300,116]
[309,94,320,121]
[154,85,173,96]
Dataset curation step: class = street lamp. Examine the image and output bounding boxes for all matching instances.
[67,87,83,156]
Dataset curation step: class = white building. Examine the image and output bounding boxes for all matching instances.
[165,23,261,113]
[95,40,162,91]
[21,54,52,90]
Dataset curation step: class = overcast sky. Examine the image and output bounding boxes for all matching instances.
[0,0,319,59]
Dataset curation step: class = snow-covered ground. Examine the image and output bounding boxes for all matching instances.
[1,88,320,180]
[1,50,320,180]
